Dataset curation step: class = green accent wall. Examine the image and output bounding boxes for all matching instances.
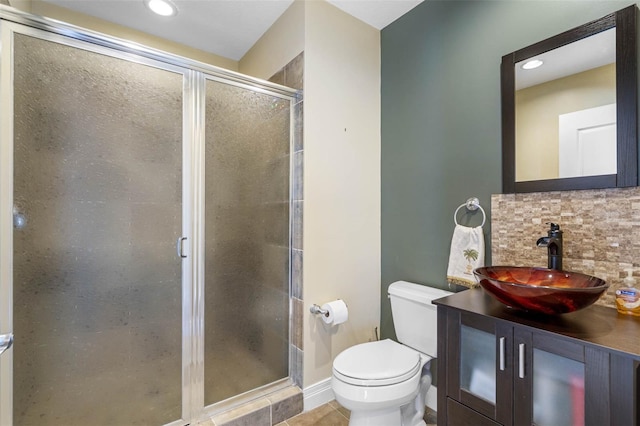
[380,0,633,339]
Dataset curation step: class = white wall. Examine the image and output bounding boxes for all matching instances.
[303,0,381,387]
[238,0,304,79]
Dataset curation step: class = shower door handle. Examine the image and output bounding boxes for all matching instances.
[0,333,13,355]
[176,237,187,258]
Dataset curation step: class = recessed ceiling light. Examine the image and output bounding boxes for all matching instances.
[144,0,178,17]
[521,59,543,70]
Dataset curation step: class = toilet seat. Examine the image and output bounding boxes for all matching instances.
[332,339,422,387]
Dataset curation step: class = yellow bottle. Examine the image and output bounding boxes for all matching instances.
[616,269,640,316]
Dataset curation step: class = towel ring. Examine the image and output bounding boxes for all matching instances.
[453,197,486,227]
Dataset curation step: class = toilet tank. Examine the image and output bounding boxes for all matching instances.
[388,281,453,356]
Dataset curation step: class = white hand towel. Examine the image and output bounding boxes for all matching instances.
[446,224,485,288]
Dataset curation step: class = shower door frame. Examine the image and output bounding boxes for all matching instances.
[0,20,197,426]
[0,8,299,425]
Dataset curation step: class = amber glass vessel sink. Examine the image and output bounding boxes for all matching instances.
[473,266,608,314]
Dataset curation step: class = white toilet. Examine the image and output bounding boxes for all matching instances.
[331,281,452,426]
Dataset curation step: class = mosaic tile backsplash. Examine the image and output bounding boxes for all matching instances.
[492,187,640,308]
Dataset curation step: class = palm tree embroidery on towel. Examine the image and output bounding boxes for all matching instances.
[463,248,479,275]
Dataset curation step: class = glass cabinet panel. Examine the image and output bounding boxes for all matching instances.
[460,325,496,404]
[533,348,585,426]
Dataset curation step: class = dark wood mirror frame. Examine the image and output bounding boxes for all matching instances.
[502,5,638,193]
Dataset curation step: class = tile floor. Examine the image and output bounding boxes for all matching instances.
[277,400,437,426]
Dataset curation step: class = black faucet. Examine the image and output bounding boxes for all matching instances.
[536,222,563,270]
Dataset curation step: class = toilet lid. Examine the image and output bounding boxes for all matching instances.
[333,339,422,386]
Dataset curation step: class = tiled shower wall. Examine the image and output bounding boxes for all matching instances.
[492,187,640,308]
[269,52,304,388]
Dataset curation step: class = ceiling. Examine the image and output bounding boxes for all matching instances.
[35,0,423,61]
[515,28,615,90]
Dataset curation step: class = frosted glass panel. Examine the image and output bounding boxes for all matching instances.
[533,349,585,426]
[204,79,290,405]
[460,325,496,403]
[12,34,183,425]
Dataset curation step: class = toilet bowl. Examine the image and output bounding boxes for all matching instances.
[331,281,452,426]
[332,339,431,426]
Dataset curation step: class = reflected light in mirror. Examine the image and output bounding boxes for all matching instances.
[144,0,178,17]
[522,59,543,70]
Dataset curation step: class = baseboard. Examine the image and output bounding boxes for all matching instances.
[426,385,438,412]
[303,378,335,412]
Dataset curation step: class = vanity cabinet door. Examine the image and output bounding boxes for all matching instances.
[513,329,610,426]
[447,398,501,426]
[447,311,513,425]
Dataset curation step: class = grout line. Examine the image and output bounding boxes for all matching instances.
[338,413,350,421]
[335,411,349,421]
[330,404,349,421]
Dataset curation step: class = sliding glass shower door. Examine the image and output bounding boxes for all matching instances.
[203,79,291,405]
[0,16,296,426]
[7,30,185,425]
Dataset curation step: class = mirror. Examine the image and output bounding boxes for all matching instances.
[501,5,637,193]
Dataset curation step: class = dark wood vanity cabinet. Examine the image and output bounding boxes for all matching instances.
[434,289,640,426]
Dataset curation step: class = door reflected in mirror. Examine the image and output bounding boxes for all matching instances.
[515,28,616,182]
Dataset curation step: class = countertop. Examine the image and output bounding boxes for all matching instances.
[433,288,640,359]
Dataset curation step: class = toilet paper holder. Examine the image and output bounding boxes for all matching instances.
[311,300,349,326]
[309,304,329,316]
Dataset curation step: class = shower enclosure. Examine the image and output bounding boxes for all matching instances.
[0,9,298,426]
